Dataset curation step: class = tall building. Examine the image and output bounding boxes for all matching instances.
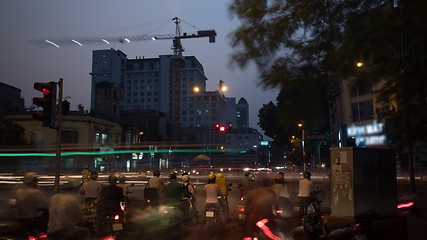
[236,97,249,128]
[90,49,227,141]
[226,97,249,129]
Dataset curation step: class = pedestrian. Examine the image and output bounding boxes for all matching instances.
[47,178,89,240]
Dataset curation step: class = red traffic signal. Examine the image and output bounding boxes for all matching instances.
[219,126,226,132]
[33,82,57,128]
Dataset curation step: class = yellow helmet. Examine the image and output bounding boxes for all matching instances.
[208,173,216,180]
[217,173,223,178]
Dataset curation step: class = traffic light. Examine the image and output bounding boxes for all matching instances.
[33,82,57,128]
[215,124,220,133]
[228,123,233,133]
[219,126,226,132]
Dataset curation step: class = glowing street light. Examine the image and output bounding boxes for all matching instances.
[356,62,364,67]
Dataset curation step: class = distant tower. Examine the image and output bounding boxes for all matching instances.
[236,97,249,128]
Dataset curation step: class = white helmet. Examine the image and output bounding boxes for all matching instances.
[182,175,190,182]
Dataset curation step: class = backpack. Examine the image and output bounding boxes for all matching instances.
[182,183,192,198]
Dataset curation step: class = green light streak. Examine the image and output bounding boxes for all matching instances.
[0,148,243,157]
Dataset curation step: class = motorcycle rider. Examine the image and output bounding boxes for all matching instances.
[271,172,291,216]
[204,173,226,226]
[244,175,279,235]
[240,173,257,197]
[14,172,50,231]
[181,174,197,222]
[298,171,313,216]
[47,178,89,240]
[165,172,183,207]
[80,171,103,210]
[146,170,165,205]
[215,173,230,218]
[81,165,90,183]
[97,174,124,232]
[117,174,130,198]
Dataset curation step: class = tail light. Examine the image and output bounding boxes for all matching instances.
[28,233,48,240]
[163,209,169,214]
[350,223,364,233]
[276,209,283,214]
[397,202,414,209]
[101,236,116,240]
[147,199,151,203]
[239,207,245,212]
[114,215,120,220]
[121,205,125,211]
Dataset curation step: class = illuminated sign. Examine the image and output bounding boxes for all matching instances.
[260,141,269,146]
[347,120,386,146]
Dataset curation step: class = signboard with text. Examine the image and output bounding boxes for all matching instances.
[306,131,326,140]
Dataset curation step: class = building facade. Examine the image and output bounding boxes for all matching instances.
[0,82,25,113]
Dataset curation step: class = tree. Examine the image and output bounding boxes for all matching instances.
[229,0,427,197]
[0,111,28,147]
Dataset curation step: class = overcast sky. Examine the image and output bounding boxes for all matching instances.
[0,0,279,137]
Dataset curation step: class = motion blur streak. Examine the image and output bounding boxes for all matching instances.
[398,202,414,208]
[256,219,282,240]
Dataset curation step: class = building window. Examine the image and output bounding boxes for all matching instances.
[352,100,374,122]
[61,131,78,144]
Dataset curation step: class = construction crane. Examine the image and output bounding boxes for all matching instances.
[31,17,216,55]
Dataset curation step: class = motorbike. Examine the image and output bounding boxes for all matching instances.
[292,192,375,240]
[237,195,246,226]
[0,220,48,240]
[96,202,126,240]
[135,204,183,239]
[1,199,48,240]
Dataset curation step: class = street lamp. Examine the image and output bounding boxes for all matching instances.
[193,81,227,168]
[298,122,307,172]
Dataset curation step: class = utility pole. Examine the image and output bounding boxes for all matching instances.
[54,78,63,194]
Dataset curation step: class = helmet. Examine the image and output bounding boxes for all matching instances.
[244,172,250,177]
[90,171,98,180]
[248,174,255,181]
[169,173,177,180]
[217,173,223,178]
[118,174,126,183]
[275,172,284,181]
[153,170,160,177]
[208,173,216,180]
[108,174,118,184]
[182,175,190,182]
[303,171,311,179]
[182,172,189,176]
[83,165,89,169]
[23,172,38,185]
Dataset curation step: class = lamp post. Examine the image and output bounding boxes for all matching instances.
[194,81,227,168]
[298,122,307,172]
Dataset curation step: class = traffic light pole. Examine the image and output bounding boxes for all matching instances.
[54,78,63,194]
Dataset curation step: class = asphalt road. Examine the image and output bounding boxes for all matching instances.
[1,171,426,240]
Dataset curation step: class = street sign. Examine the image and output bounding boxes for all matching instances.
[305,131,326,140]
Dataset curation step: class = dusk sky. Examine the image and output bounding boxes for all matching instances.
[0,0,279,137]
